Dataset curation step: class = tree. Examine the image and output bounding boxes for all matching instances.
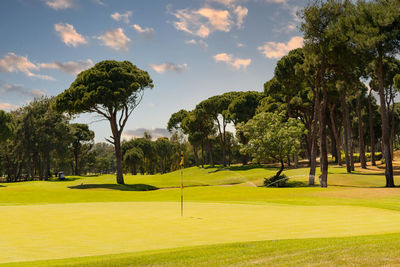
[55,60,153,184]
[0,111,13,142]
[196,92,238,167]
[181,109,215,167]
[350,0,400,187]
[227,91,264,164]
[69,123,94,175]
[274,48,305,118]
[301,0,352,187]
[123,146,143,175]
[237,112,305,179]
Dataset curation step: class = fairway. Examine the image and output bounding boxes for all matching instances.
[2,201,400,263]
[1,165,400,265]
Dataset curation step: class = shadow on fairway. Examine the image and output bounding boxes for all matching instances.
[206,164,277,173]
[49,177,81,182]
[0,185,6,188]
[68,183,158,191]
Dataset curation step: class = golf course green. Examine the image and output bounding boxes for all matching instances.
[1,163,400,266]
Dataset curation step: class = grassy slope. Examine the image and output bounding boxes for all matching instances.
[4,233,400,267]
[2,202,400,263]
[1,163,400,265]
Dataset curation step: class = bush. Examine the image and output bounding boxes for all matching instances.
[264,174,289,187]
[340,152,382,163]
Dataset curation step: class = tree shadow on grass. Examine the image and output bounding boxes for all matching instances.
[263,180,309,188]
[0,185,6,188]
[68,183,158,191]
[48,177,81,182]
[206,164,277,173]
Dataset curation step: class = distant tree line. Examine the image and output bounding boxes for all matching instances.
[1,0,399,188]
[0,97,198,181]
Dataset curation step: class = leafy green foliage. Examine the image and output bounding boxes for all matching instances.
[264,174,289,187]
[238,112,305,164]
[54,60,153,114]
[0,110,13,142]
[54,60,153,184]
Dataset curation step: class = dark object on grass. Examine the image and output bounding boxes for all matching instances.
[264,174,289,187]
[58,172,66,180]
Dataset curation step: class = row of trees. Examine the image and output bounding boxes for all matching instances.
[167,0,400,188]
[297,0,400,187]
[121,133,188,175]
[168,91,264,167]
[0,98,97,181]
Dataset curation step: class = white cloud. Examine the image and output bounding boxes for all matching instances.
[54,23,87,47]
[39,59,94,75]
[197,7,231,31]
[236,42,245,47]
[44,0,75,10]
[185,39,208,49]
[258,36,303,59]
[231,58,251,70]
[122,128,171,140]
[111,11,132,24]
[0,103,18,111]
[149,63,187,74]
[0,81,45,98]
[92,0,105,6]
[208,0,237,6]
[0,53,54,80]
[171,7,232,38]
[234,6,248,28]
[265,0,287,4]
[214,53,232,62]
[97,28,131,51]
[214,53,251,70]
[132,24,155,39]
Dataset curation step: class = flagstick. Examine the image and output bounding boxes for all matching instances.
[180,165,183,217]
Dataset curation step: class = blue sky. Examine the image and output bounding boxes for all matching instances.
[0,0,307,142]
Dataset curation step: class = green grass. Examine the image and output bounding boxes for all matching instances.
[1,164,400,265]
[3,233,400,267]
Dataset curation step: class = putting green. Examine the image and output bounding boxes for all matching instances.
[1,202,400,263]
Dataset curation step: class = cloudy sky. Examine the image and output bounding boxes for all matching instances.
[0,0,306,142]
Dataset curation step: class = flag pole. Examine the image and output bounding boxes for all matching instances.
[181,165,183,217]
[180,151,184,217]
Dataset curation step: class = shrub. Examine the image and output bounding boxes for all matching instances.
[340,152,382,162]
[264,174,289,187]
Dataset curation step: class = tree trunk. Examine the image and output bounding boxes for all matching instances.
[114,136,124,184]
[133,163,137,175]
[377,52,394,187]
[329,104,342,166]
[390,101,395,160]
[350,139,355,171]
[339,88,351,173]
[331,132,337,163]
[207,139,214,167]
[110,117,124,185]
[222,139,226,167]
[368,92,376,166]
[357,93,367,169]
[309,82,320,186]
[201,141,205,168]
[193,145,199,167]
[275,159,285,178]
[239,132,248,165]
[319,59,328,188]
[74,149,79,175]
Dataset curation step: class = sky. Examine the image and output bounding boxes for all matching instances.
[0,0,307,142]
